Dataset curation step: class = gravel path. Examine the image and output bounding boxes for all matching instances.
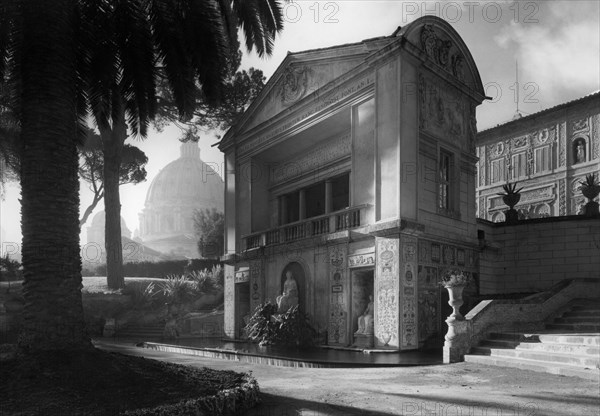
[97,340,600,416]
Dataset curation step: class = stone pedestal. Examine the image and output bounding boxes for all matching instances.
[504,208,519,224]
[353,333,374,349]
[443,320,470,363]
[584,201,599,216]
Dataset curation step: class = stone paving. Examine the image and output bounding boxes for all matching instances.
[96,340,600,416]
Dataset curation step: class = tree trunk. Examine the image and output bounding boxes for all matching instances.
[79,190,104,228]
[18,1,91,351]
[100,111,126,289]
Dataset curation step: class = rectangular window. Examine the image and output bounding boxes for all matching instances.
[331,173,350,211]
[305,182,325,219]
[283,191,299,224]
[511,153,527,180]
[279,172,351,225]
[438,150,452,210]
[490,158,505,184]
[534,146,550,173]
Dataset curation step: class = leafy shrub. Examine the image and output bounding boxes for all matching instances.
[188,265,224,295]
[93,259,221,279]
[244,302,317,348]
[122,281,160,308]
[161,275,196,304]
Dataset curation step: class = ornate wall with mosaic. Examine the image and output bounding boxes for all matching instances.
[220,16,486,352]
[476,93,600,221]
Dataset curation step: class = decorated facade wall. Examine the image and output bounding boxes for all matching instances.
[417,239,479,345]
[476,96,600,221]
[328,244,349,345]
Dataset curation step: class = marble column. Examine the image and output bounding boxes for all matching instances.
[325,180,333,213]
[299,189,306,220]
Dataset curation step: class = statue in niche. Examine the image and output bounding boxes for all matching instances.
[276,271,299,313]
[575,140,586,164]
[355,295,374,335]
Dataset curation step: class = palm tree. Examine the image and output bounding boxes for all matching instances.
[1,1,90,351]
[1,0,283,351]
[81,0,283,289]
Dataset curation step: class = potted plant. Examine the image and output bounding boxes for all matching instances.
[497,181,523,209]
[440,268,471,321]
[497,182,523,222]
[579,173,600,215]
[579,173,600,200]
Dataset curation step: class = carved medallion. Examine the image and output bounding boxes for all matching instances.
[280,66,312,105]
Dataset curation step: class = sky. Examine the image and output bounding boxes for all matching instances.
[1,0,599,257]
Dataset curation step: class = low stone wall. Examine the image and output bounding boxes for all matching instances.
[478,215,600,294]
[444,278,600,363]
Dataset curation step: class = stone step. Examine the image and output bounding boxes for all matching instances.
[480,339,520,348]
[562,311,600,318]
[569,303,600,310]
[555,317,600,324]
[537,333,600,346]
[464,354,600,381]
[488,332,533,342]
[546,323,600,332]
[471,346,599,368]
[516,342,600,356]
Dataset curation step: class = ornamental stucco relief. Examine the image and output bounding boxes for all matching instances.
[376,238,399,347]
[280,66,314,105]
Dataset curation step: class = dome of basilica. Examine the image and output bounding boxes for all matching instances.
[138,141,223,257]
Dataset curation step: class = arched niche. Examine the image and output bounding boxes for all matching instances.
[491,211,504,223]
[573,137,587,165]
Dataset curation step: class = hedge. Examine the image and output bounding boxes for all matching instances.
[88,259,221,278]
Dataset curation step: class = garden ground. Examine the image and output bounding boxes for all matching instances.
[98,340,600,416]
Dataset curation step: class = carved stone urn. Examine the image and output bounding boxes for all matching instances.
[502,193,521,210]
[444,283,466,322]
[498,182,523,223]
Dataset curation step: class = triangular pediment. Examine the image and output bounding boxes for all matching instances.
[232,39,392,137]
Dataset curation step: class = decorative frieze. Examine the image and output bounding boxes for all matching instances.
[348,252,375,268]
[270,133,351,184]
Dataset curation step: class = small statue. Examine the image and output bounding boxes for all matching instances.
[276,271,299,313]
[355,295,374,335]
[576,142,586,164]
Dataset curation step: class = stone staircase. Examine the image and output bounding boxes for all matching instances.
[464,300,600,380]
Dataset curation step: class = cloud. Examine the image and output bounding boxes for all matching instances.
[494,1,599,101]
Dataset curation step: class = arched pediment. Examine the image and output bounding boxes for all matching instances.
[397,16,485,98]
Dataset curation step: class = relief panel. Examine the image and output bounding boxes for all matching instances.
[328,245,348,345]
[375,237,400,348]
